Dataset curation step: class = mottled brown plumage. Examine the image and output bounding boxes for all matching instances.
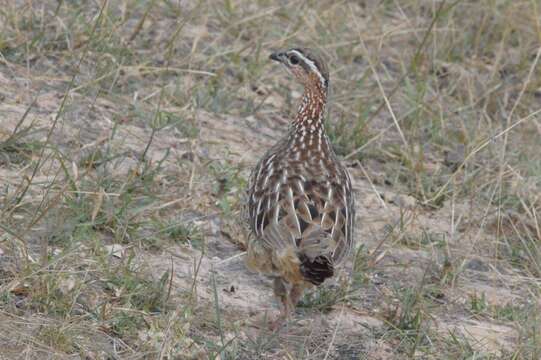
[244,48,355,327]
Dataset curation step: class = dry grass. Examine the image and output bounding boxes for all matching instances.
[1,0,540,359]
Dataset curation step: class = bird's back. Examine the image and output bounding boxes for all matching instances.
[246,118,355,285]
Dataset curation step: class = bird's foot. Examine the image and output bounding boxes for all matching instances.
[268,312,288,331]
[245,310,289,332]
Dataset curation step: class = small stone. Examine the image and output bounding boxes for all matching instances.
[392,194,417,209]
[444,144,465,170]
[465,258,490,272]
[181,152,194,162]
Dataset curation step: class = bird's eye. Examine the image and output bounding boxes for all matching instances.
[289,55,299,65]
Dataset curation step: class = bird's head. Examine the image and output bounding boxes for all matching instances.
[269,48,329,93]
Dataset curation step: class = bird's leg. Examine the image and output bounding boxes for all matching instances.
[271,277,291,330]
[289,283,305,309]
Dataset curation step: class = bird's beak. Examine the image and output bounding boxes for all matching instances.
[269,51,284,63]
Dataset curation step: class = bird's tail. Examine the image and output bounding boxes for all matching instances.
[298,253,334,285]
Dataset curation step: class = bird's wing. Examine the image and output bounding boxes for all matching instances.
[251,174,354,265]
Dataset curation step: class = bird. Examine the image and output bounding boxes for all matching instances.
[244,47,355,328]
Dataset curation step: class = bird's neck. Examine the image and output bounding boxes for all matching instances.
[291,85,327,135]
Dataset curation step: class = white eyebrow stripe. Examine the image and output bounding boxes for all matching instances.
[289,50,326,88]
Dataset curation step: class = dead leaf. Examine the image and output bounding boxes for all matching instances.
[58,276,77,295]
[104,244,125,258]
